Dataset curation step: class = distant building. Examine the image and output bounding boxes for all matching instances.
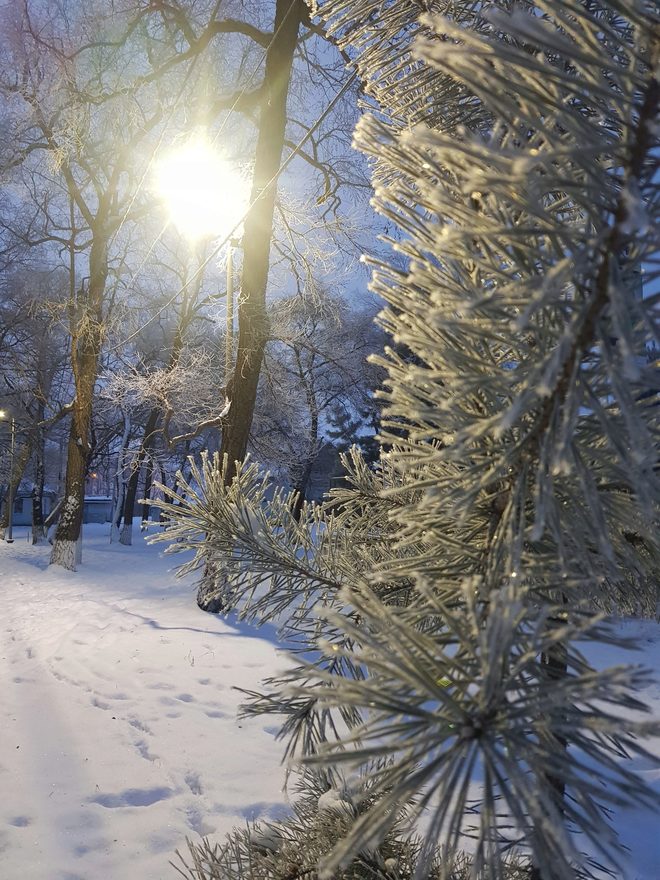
[82,496,113,524]
[10,492,113,526]
[11,490,58,526]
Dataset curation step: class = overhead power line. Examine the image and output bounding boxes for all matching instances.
[112,0,301,289]
[110,69,358,354]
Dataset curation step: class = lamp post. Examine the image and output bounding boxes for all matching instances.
[154,137,249,390]
[0,409,16,543]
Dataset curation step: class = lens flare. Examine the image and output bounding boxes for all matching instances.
[155,139,250,241]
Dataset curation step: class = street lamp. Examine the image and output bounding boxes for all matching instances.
[0,409,16,543]
[154,136,250,379]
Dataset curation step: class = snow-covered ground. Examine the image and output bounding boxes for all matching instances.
[1,525,659,880]
[0,525,288,880]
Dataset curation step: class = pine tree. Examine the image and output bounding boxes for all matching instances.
[153,2,659,878]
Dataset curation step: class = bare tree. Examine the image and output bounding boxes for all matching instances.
[252,291,380,512]
[0,266,69,541]
[219,0,308,477]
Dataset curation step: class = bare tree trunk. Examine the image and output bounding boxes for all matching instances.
[120,408,160,545]
[119,450,143,546]
[31,434,46,543]
[0,439,33,539]
[157,460,169,526]
[140,452,154,530]
[51,237,108,570]
[292,406,319,520]
[49,353,95,568]
[219,0,305,481]
[111,411,131,543]
[173,442,192,507]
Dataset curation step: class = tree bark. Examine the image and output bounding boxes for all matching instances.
[31,434,46,543]
[219,0,305,481]
[111,412,131,542]
[292,399,319,520]
[119,408,160,545]
[0,439,33,539]
[50,237,108,569]
[140,452,154,530]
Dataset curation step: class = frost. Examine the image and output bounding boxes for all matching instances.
[512,156,534,176]
[485,8,575,55]
[620,181,649,235]
[248,826,282,853]
[317,788,354,816]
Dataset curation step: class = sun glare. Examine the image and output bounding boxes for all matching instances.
[155,139,250,241]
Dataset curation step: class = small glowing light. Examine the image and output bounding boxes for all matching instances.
[154,138,250,241]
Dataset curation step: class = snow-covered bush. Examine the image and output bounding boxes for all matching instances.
[153,1,659,878]
[172,771,529,880]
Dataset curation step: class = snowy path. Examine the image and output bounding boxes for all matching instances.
[0,527,287,880]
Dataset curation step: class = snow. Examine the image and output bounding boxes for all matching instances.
[0,525,287,880]
[1,526,659,880]
[317,788,354,816]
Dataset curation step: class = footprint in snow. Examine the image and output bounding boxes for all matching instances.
[186,806,215,837]
[205,709,227,720]
[91,787,173,808]
[127,716,152,734]
[91,697,110,710]
[134,739,158,762]
[184,771,203,795]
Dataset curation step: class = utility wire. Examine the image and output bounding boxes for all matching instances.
[110,69,358,354]
[113,0,302,295]
[113,0,224,244]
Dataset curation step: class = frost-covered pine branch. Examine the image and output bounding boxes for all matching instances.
[154,2,659,878]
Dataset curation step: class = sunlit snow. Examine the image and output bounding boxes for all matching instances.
[0,525,287,880]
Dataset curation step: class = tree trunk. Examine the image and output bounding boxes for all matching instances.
[199,0,304,613]
[110,412,131,542]
[51,237,108,569]
[292,405,319,520]
[31,436,46,543]
[0,439,33,539]
[119,451,142,546]
[111,480,125,543]
[49,351,95,569]
[157,461,169,525]
[120,408,159,545]
[140,452,154,530]
[219,0,304,481]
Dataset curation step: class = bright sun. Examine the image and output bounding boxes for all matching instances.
[154,138,250,241]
